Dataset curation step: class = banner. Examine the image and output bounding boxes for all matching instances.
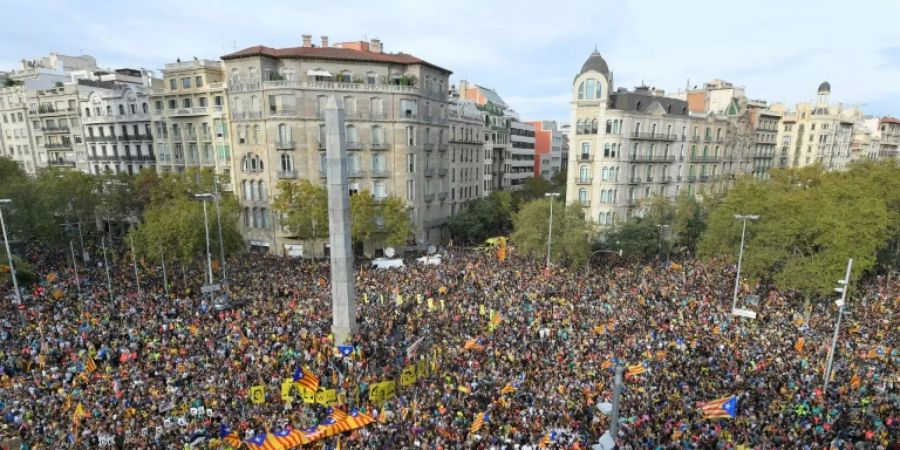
[280,379,295,402]
[249,385,266,404]
[316,389,338,407]
[400,366,417,387]
[368,381,396,404]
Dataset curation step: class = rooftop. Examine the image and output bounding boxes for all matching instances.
[222,45,451,74]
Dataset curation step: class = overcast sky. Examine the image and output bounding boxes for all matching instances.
[3,0,900,123]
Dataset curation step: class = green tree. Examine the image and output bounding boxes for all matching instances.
[699,165,893,299]
[31,168,100,244]
[448,192,513,244]
[514,176,554,206]
[511,197,591,267]
[607,217,663,259]
[350,190,411,249]
[273,179,329,243]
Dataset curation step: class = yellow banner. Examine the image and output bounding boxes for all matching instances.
[280,379,294,402]
[296,384,316,404]
[416,359,428,378]
[249,385,266,404]
[315,388,338,407]
[401,365,417,386]
[368,380,396,403]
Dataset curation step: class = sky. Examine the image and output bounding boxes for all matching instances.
[3,0,900,123]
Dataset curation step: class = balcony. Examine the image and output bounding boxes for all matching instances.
[42,125,70,133]
[423,143,435,152]
[699,174,709,182]
[400,112,418,121]
[275,140,295,150]
[269,109,299,118]
[645,176,654,183]
[370,142,389,151]
[630,131,676,141]
[371,169,390,178]
[579,199,591,207]
[278,170,297,179]
[628,176,641,184]
[574,177,593,185]
[348,169,367,178]
[578,154,594,162]
[660,176,672,183]
[44,142,72,150]
[424,193,435,202]
[318,141,326,150]
[118,134,151,142]
[346,141,362,150]
[230,111,263,121]
[438,192,448,201]
[185,133,198,142]
[425,168,436,177]
[438,168,448,177]
[369,112,385,121]
[48,159,76,167]
[689,155,720,162]
[627,153,676,162]
[220,183,233,192]
[686,175,697,182]
[438,144,449,153]
[171,107,209,117]
[85,136,116,143]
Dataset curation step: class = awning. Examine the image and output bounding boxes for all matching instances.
[306,69,332,77]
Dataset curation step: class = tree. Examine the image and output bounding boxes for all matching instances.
[514,176,554,206]
[350,190,411,249]
[511,197,591,267]
[448,192,513,245]
[699,164,894,300]
[31,168,100,245]
[607,217,662,259]
[273,179,328,243]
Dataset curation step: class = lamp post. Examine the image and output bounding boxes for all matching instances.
[544,192,561,269]
[69,240,81,296]
[192,193,215,285]
[0,199,22,306]
[129,231,141,295]
[824,258,853,394]
[656,224,669,261]
[212,177,227,285]
[731,214,759,311]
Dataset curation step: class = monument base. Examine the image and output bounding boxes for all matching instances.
[332,324,359,346]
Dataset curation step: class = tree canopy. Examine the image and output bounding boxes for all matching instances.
[448,192,513,245]
[511,197,591,267]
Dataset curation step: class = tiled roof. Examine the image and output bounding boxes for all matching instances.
[221,46,451,74]
[880,116,900,125]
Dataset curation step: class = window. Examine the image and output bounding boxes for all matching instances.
[241,153,264,172]
[183,98,192,108]
[366,72,377,85]
[579,165,589,181]
[407,179,414,200]
[277,123,291,144]
[280,153,293,172]
[169,79,177,90]
[182,78,191,89]
[318,124,326,146]
[407,154,415,173]
[371,126,384,145]
[168,99,177,110]
[581,142,590,159]
[373,181,385,199]
[400,99,417,118]
[406,126,415,146]
[195,76,203,87]
[346,125,358,144]
[578,188,587,204]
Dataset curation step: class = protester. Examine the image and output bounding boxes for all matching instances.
[0,242,897,449]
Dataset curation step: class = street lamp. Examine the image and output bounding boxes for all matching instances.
[731,214,759,311]
[0,199,22,306]
[192,193,216,285]
[824,258,853,394]
[656,224,669,261]
[544,192,561,269]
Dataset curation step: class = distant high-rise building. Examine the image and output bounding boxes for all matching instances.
[447,98,484,220]
[530,121,567,179]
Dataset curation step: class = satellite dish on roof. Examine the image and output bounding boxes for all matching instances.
[427,245,437,255]
[384,247,396,258]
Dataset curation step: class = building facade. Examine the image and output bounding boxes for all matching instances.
[150,59,232,177]
[530,120,567,179]
[221,36,451,254]
[447,100,484,218]
[875,117,900,159]
[775,82,856,171]
[567,51,738,229]
[508,118,535,190]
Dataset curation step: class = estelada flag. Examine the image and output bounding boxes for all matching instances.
[794,337,805,353]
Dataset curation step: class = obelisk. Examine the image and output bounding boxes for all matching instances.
[325,96,357,344]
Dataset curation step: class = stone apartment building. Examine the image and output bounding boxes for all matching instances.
[150,59,232,178]
[456,80,513,195]
[220,36,452,253]
[774,82,856,171]
[447,99,484,219]
[567,51,738,228]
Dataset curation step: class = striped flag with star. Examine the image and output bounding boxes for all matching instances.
[85,355,97,373]
[794,337,805,352]
[293,366,320,393]
[699,395,738,419]
[470,411,489,434]
[627,363,647,376]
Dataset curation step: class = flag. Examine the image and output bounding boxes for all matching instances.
[85,355,97,373]
[500,383,516,394]
[293,366,320,393]
[539,434,550,448]
[850,373,861,390]
[244,433,286,450]
[470,411,489,434]
[328,407,349,423]
[601,359,614,370]
[794,337,805,352]
[627,363,647,376]
[699,395,738,419]
[490,313,502,328]
[463,338,484,351]
[222,431,242,448]
[271,429,307,448]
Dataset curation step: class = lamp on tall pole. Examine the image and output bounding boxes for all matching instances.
[129,231,141,295]
[731,214,759,311]
[0,199,22,306]
[824,258,853,394]
[192,193,215,285]
[544,192,561,269]
[101,236,113,301]
[212,176,227,285]
[656,224,669,261]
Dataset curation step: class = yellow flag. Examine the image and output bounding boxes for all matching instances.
[479,304,486,316]
[400,365,417,386]
[380,294,384,304]
[427,298,435,310]
[416,294,423,305]
[396,294,403,306]
[280,379,294,402]
[440,299,445,311]
[363,293,368,304]
[249,385,266,404]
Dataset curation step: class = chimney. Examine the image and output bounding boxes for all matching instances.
[321,36,329,48]
[302,35,312,47]
[370,38,382,53]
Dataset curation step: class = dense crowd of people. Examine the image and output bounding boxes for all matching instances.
[0,240,897,449]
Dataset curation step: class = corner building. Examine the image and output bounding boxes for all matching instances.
[221,36,451,254]
[567,51,736,229]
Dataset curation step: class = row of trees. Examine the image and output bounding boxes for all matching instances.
[0,157,244,268]
[272,179,412,253]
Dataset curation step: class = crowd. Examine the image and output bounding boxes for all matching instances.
[0,240,897,449]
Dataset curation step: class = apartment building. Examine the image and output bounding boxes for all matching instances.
[150,59,232,177]
[448,100,484,217]
[744,101,781,179]
[875,117,900,159]
[530,120,567,179]
[567,50,736,228]
[27,83,88,171]
[0,84,40,173]
[774,82,856,170]
[457,80,511,195]
[80,69,159,175]
[508,118,535,190]
[220,36,452,253]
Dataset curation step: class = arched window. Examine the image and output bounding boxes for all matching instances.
[142,103,148,113]
[118,105,125,115]
[579,165,589,181]
[242,180,250,200]
[577,81,585,100]
[581,142,590,159]
[591,119,598,134]
[635,101,642,111]
[607,212,613,225]
[106,105,112,115]
[599,212,607,225]
[280,153,293,172]
[243,208,250,227]
[578,188,587,204]
[277,123,291,144]
[604,144,610,158]
[602,167,609,181]
[605,120,612,134]
[259,181,267,201]
[576,120,584,135]
[585,79,596,100]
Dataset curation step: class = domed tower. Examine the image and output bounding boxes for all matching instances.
[574,50,611,101]
[816,81,831,107]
